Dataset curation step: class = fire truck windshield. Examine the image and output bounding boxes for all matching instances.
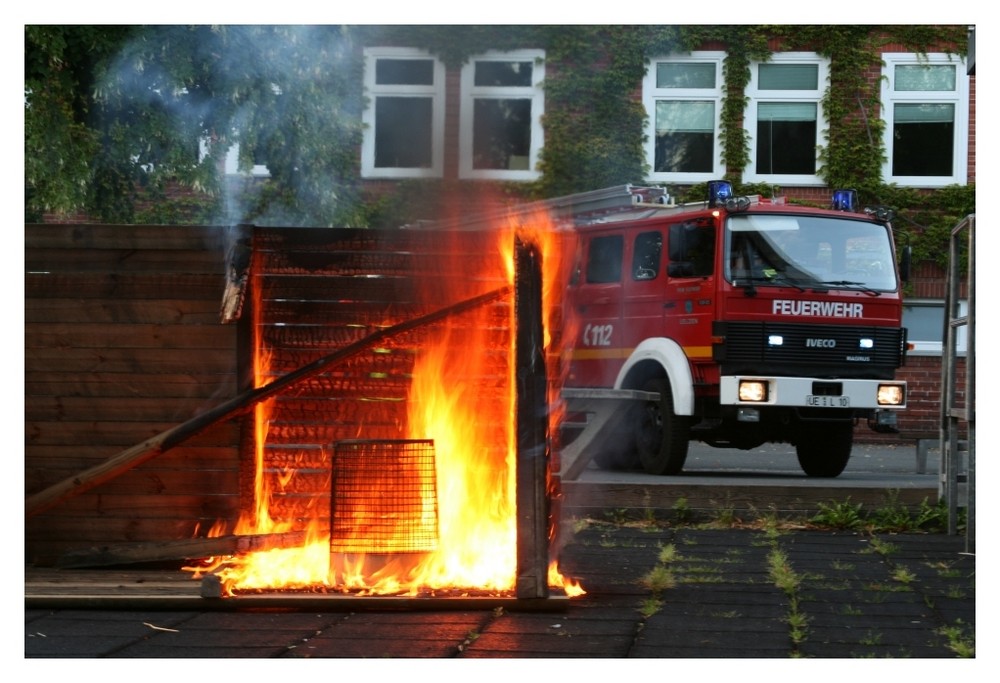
[725,214,898,293]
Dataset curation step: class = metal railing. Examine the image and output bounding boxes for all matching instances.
[939,214,974,551]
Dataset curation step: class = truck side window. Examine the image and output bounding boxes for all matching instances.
[632,231,662,280]
[668,221,715,277]
[586,235,623,283]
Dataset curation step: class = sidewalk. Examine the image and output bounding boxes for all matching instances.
[25,525,975,659]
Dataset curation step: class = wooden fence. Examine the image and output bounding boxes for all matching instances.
[24,224,521,567]
[25,224,242,565]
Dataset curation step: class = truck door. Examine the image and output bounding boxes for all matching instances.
[663,219,717,364]
[566,231,625,387]
[623,229,666,345]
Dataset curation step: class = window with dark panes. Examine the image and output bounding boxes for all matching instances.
[655,101,715,173]
[743,55,827,184]
[654,63,716,173]
[892,103,955,176]
[376,58,434,86]
[881,54,968,187]
[586,235,624,284]
[471,60,533,169]
[891,64,957,177]
[374,59,434,169]
[644,54,724,182]
[668,221,715,278]
[475,60,533,87]
[754,64,819,175]
[473,98,532,170]
[460,51,544,179]
[375,97,433,168]
[632,231,662,280]
[362,49,443,178]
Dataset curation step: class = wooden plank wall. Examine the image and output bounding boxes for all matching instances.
[25,224,242,565]
[25,224,518,566]
[250,227,512,534]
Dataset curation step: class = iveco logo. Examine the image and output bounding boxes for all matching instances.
[805,338,837,348]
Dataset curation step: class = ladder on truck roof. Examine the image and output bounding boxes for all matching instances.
[411,184,710,231]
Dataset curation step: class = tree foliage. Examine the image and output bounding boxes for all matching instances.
[25,25,366,226]
[25,26,134,221]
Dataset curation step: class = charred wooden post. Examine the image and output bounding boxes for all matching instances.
[220,224,253,324]
[514,237,550,599]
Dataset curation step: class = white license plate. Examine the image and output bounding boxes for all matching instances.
[806,394,850,407]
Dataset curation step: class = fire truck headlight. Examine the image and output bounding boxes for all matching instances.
[877,384,905,406]
[738,380,769,402]
[768,334,784,347]
[859,337,874,349]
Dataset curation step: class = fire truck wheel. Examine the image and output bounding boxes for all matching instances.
[592,447,640,471]
[636,378,690,475]
[795,422,853,477]
[592,409,641,470]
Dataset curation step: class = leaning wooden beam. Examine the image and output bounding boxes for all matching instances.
[558,388,659,480]
[56,531,310,569]
[26,286,512,518]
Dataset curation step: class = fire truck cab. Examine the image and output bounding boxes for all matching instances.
[562,182,908,478]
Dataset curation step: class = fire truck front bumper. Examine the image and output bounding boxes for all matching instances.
[719,376,907,412]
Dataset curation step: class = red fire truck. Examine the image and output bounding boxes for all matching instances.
[557,182,909,478]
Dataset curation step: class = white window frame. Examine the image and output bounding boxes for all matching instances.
[198,139,270,177]
[361,47,445,179]
[744,52,829,186]
[458,50,545,181]
[880,53,969,188]
[223,143,270,177]
[643,52,726,183]
[903,298,968,356]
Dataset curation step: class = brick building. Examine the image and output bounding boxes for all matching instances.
[343,26,974,442]
[38,25,975,442]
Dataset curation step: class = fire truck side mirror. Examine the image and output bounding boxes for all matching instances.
[899,245,912,283]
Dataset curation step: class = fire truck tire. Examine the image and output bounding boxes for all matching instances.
[795,422,853,477]
[636,378,690,475]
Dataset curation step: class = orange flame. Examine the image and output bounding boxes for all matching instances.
[187,206,584,598]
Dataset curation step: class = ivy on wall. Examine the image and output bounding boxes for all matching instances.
[384,24,972,269]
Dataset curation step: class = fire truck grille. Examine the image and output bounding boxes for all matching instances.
[713,321,906,376]
[329,439,439,554]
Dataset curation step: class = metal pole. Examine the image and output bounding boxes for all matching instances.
[964,217,975,553]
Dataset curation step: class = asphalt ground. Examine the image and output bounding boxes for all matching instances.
[22,442,982,668]
[575,440,939,484]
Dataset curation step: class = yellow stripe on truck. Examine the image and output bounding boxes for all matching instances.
[567,348,632,360]
[566,346,714,361]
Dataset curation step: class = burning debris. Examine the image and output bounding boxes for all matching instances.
[184,219,583,600]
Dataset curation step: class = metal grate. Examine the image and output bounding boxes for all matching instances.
[329,439,439,554]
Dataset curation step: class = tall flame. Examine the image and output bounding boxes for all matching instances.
[187,207,583,598]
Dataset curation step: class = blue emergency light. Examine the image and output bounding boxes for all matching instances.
[832,189,858,212]
[708,180,733,207]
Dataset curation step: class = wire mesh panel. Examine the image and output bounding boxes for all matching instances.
[329,439,439,554]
